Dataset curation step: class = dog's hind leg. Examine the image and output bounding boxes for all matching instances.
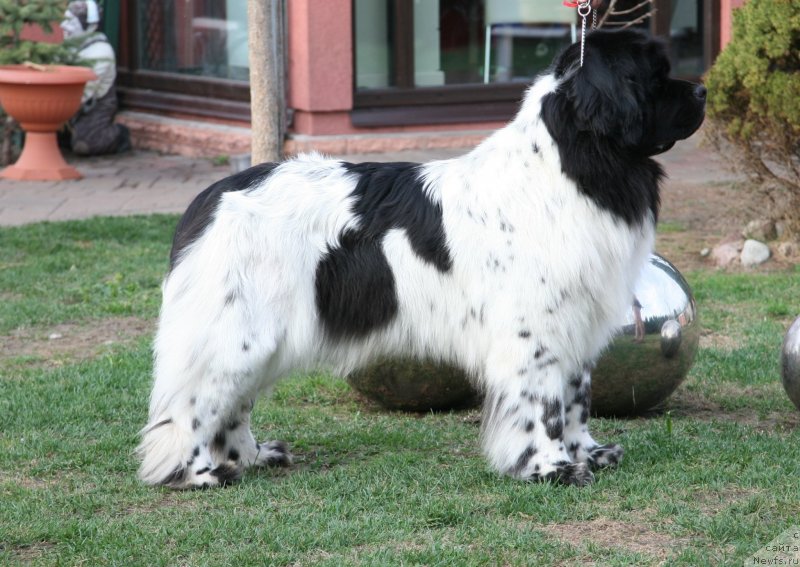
[563,368,623,470]
[138,269,291,488]
[480,346,595,487]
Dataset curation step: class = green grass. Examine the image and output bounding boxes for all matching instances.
[2,216,800,566]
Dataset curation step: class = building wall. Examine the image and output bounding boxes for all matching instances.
[720,0,747,48]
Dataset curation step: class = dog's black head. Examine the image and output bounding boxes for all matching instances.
[543,28,706,157]
[539,29,705,225]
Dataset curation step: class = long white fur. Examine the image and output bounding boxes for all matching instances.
[138,70,654,488]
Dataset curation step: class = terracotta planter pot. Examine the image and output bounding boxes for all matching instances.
[0,64,96,181]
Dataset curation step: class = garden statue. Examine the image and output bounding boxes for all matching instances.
[60,0,130,155]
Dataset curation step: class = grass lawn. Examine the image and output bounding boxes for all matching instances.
[1,215,799,566]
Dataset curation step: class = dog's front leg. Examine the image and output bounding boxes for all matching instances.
[480,351,594,486]
[563,368,624,470]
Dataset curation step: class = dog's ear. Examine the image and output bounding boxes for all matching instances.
[559,40,645,146]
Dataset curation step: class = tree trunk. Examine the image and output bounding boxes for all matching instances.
[247,0,285,164]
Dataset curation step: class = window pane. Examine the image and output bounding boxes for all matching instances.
[137,0,249,80]
[354,0,576,89]
[669,0,704,76]
[354,0,393,88]
[479,0,574,84]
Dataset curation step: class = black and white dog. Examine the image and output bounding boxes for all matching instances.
[138,29,706,489]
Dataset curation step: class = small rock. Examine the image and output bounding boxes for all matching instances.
[777,241,798,258]
[700,247,711,258]
[740,239,771,267]
[711,240,744,267]
[48,333,63,340]
[742,219,777,241]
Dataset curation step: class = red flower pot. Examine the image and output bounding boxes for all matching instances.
[0,64,96,181]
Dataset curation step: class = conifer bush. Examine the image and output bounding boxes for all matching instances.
[705,0,800,234]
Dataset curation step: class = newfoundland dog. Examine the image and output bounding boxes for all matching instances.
[138,29,706,489]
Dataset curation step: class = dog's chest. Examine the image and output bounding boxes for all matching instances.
[436,171,655,337]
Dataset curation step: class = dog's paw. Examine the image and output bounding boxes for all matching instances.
[587,443,624,470]
[527,461,595,487]
[159,460,243,490]
[253,440,293,468]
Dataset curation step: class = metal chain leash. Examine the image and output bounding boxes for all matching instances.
[578,1,592,67]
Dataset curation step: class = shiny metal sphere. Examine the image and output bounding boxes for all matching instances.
[780,317,800,411]
[347,358,479,412]
[591,253,699,417]
[348,253,698,415]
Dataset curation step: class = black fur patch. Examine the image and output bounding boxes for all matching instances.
[211,431,226,453]
[162,466,186,487]
[542,398,563,440]
[511,445,537,475]
[210,462,241,485]
[314,162,452,340]
[169,163,280,271]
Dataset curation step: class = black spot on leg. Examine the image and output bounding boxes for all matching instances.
[568,442,580,457]
[534,346,548,359]
[580,407,589,424]
[212,431,227,453]
[525,420,535,433]
[224,290,238,306]
[532,142,540,154]
[494,393,507,415]
[242,341,250,352]
[536,356,560,370]
[146,418,173,433]
[517,367,528,377]
[228,448,240,462]
[190,397,197,406]
[542,398,563,440]
[518,330,531,339]
[162,466,187,487]
[192,418,201,431]
[227,420,240,431]
[210,462,241,486]
[511,445,537,475]
[193,446,200,457]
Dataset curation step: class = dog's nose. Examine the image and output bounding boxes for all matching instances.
[694,85,707,100]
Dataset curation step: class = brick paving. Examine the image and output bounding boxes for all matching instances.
[0,134,726,227]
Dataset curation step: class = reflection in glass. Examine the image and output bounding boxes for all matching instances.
[354,0,577,89]
[669,0,704,76]
[137,0,249,81]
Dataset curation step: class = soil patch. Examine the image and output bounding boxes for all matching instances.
[1,316,153,368]
[539,516,688,565]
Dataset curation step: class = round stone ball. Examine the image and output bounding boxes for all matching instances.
[780,316,800,411]
[347,358,479,412]
[591,253,699,417]
[348,253,698,416]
